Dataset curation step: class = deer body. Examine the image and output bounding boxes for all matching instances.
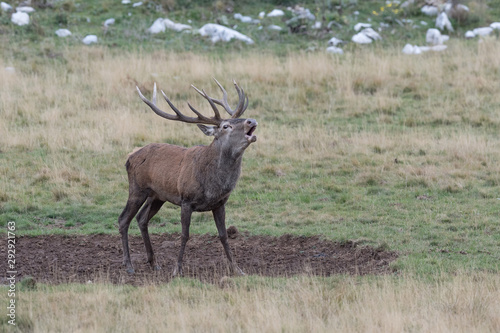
[119,80,257,276]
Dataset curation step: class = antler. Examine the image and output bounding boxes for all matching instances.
[210,78,249,119]
[136,79,249,125]
[136,83,222,126]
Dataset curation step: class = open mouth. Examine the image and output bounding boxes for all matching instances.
[245,125,257,143]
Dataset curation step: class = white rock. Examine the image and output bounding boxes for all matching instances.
[436,12,453,32]
[418,46,430,52]
[430,44,447,52]
[234,13,253,23]
[426,28,443,45]
[360,28,381,41]
[312,21,321,29]
[55,29,72,37]
[354,22,371,32]
[402,44,423,55]
[464,30,475,38]
[104,18,115,27]
[473,27,493,36]
[327,37,343,46]
[420,21,428,26]
[490,22,500,30]
[16,6,34,13]
[11,11,29,26]
[5,66,15,73]
[268,25,282,31]
[122,0,131,3]
[147,18,166,34]
[147,18,191,33]
[198,23,254,44]
[421,5,438,16]
[1,2,12,11]
[267,9,284,17]
[402,43,415,54]
[326,46,343,54]
[132,2,142,7]
[288,6,315,20]
[258,11,265,19]
[441,35,449,42]
[352,32,373,44]
[82,35,98,45]
[163,18,191,32]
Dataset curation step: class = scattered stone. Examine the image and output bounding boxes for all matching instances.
[473,27,493,36]
[198,23,254,44]
[82,35,98,45]
[132,1,142,7]
[327,37,343,46]
[352,32,373,44]
[421,5,438,16]
[55,29,72,37]
[426,28,443,45]
[267,9,285,17]
[15,6,34,13]
[326,46,343,54]
[1,2,12,12]
[11,11,29,26]
[147,18,191,34]
[491,22,500,30]
[5,66,15,73]
[287,6,315,20]
[104,18,115,27]
[436,12,453,32]
[354,22,371,32]
[268,25,282,31]
[464,30,475,38]
[234,13,255,24]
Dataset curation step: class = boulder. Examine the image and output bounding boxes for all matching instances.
[198,23,254,44]
[55,29,72,37]
[11,11,29,26]
[82,35,98,45]
[436,12,453,32]
[267,9,285,17]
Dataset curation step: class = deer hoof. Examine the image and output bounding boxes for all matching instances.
[153,265,161,271]
[172,266,183,278]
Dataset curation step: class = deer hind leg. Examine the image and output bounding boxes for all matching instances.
[136,197,164,271]
[173,203,193,277]
[118,192,148,274]
[212,205,245,276]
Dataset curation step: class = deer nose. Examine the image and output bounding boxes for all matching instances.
[246,119,257,126]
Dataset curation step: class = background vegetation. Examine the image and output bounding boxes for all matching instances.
[0,0,499,332]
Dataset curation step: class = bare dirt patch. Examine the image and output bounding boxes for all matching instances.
[2,231,397,285]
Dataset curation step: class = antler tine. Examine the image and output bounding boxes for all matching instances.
[210,78,248,119]
[231,80,249,119]
[211,78,234,116]
[190,85,222,122]
[136,84,220,126]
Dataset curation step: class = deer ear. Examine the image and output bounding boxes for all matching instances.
[197,124,216,136]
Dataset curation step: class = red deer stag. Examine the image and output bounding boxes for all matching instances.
[119,79,257,276]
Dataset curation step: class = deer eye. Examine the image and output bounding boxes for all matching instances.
[223,124,229,129]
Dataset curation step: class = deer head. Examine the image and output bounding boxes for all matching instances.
[136,78,257,156]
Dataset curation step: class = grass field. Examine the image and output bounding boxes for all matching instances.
[1,0,500,331]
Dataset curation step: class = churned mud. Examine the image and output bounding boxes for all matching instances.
[2,228,397,285]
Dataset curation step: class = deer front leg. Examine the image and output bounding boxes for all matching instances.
[173,203,193,277]
[212,205,245,276]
